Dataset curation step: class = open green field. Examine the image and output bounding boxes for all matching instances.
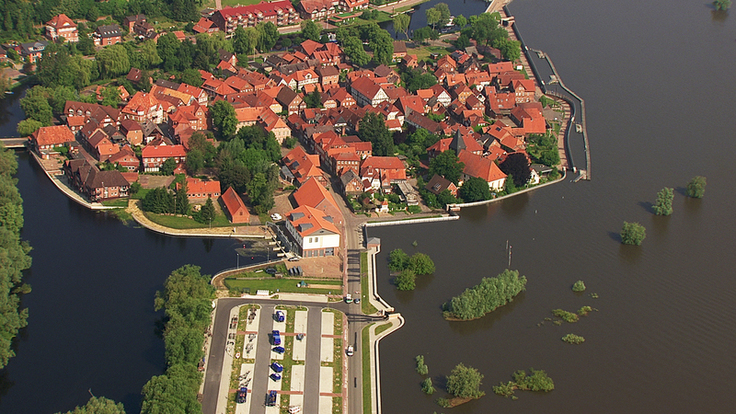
[224,277,343,295]
[410,45,453,61]
[143,211,233,229]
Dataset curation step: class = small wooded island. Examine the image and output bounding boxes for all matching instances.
[442,269,526,320]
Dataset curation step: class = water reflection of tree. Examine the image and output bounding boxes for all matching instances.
[711,10,728,23]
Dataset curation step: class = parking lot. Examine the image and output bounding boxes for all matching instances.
[224,303,346,414]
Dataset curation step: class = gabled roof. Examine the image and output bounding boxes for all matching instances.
[221,187,250,222]
[287,204,340,237]
[141,144,186,158]
[350,77,384,101]
[96,24,122,38]
[47,14,77,29]
[292,177,339,211]
[283,146,322,184]
[450,129,483,154]
[185,177,221,196]
[457,149,507,183]
[31,125,75,147]
[299,39,323,55]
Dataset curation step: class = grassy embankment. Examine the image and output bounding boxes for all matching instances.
[224,266,343,295]
[361,323,374,413]
[360,252,378,315]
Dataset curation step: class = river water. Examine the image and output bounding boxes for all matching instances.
[371,0,736,413]
[1,0,735,412]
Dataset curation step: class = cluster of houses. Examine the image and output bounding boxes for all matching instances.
[21,2,554,259]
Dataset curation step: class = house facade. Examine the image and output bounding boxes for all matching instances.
[46,14,78,42]
[285,205,340,257]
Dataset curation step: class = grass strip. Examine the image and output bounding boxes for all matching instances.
[362,323,375,414]
[143,210,232,229]
[374,322,391,336]
[360,252,378,315]
[225,278,339,295]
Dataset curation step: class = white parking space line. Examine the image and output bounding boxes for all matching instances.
[291,364,306,392]
[235,363,254,414]
[320,338,334,363]
[319,366,333,393]
[321,311,334,336]
[318,396,332,414]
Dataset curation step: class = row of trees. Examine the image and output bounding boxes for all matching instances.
[141,265,215,414]
[335,23,394,66]
[0,145,33,369]
[442,269,527,320]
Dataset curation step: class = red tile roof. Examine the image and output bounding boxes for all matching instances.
[221,187,250,223]
[457,149,507,183]
[31,125,75,147]
[287,204,340,237]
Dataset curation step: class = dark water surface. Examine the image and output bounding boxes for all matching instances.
[372,0,736,413]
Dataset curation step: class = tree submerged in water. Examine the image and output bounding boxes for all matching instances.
[653,187,674,216]
[686,176,707,198]
[620,221,646,245]
[713,0,732,11]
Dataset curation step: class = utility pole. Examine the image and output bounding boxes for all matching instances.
[508,245,512,267]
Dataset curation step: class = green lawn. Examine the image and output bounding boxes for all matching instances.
[224,277,342,295]
[203,0,262,9]
[360,252,378,315]
[411,45,453,61]
[374,322,391,336]
[362,323,374,413]
[143,211,233,229]
[131,188,151,200]
[101,198,129,207]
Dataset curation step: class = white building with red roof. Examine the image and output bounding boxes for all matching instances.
[122,92,164,124]
[457,150,507,191]
[285,204,340,257]
[211,1,300,33]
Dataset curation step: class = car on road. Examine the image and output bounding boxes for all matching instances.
[270,213,282,221]
[354,298,361,304]
[267,390,278,406]
[272,330,281,345]
[275,310,285,322]
[271,362,283,373]
[344,294,353,304]
[270,373,282,381]
[273,346,285,354]
[265,267,277,275]
[346,345,354,356]
[237,387,248,403]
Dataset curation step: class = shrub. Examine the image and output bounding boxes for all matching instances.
[572,280,586,292]
[415,355,429,375]
[577,306,593,316]
[395,269,416,291]
[421,377,435,394]
[620,221,646,245]
[552,309,579,323]
[653,187,674,216]
[446,363,485,399]
[686,176,706,198]
[514,369,554,392]
[562,334,585,344]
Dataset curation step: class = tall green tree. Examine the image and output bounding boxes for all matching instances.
[370,30,394,66]
[425,8,441,29]
[199,197,216,224]
[210,100,238,140]
[96,44,130,79]
[470,13,505,47]
[20,87,53,125]
[358,112,394,156]
[429,150,464,184]
[409,253,435,275]
[392,14,410,39]
[301,19,321,42]
[16,119,43,137]
[443,269,526,320]
[454,14,467,28]
[388,248,410,271]
[56,396,125,414]
[446,363,485,399]
[256,22,279,52]
[395,269,416,291]
[342,36,370,67]
[686,176,706,198]
[653,187,674,216]
[157,32,181,72]
[459,176,491,202]
[714,0,732,10]
[433,3,451,27]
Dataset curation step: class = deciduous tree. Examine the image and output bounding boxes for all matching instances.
[446,363,485,399]
[210,100,238,140]
[358,112,394,156]
[392,13,410,39]
[425,8,441,29]
[429,150,464,184]
[256,22,279,52]
[686,176,706,198]
[499,152,531,188]
[301,19,321,42]
[395,269,416,291]
[620,221,646,245]
[653,187,674,216]
[459,176,491,202]
[56,396,125,414]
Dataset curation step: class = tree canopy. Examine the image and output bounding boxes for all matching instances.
[443,269,527,320]
[620,222,646,245]
[446,363,485,399]
[499,153,531,188]
[429,150,465,185]
[459,176,491,202]
[301,19,321,42]
[210,100,238,140]
[653,187,674,216]
[358,112,394,156]
[393,14,410,39]
[686,176,706,198]
[56,396,125,414]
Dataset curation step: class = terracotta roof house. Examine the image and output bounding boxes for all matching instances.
[425,173,458,197]
[511,79,536,104]
[339,169,362,195]
[94,24,123,46]
[292,177,343,226]
[282,146,323,185]
[211,1,300,33]
[87,130,119,161]
[141,145,187,172]
[450,129,483,155]
[299,0,338,20]
[122,92,164,124]
[360,156,406,192]
[392,41,407,62]
[220,187,251,223]
[510,102,546,135]
[350,77,388,107]
[123,14,146,32]
[127,68,143,83]
[46,14,78,43]
[285,204,340,257]
[120,119,143,146]
[184,178,221,200]
[405,112,443,135]
[65,159,130,201]
[30,125,75,154]
[108,146,141,171]
[193,17,218,33]
[395,96,426,116]
[258,109,291,144]
[339,0,369,12]
[402,54,419,69]
[457,149,507,191]
[276,86,306,116]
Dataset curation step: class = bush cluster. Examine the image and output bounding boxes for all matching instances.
[443,269,527,320]
[562,334,585,344]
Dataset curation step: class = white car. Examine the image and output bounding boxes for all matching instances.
[346,345,354,356]
[271,213,282,221]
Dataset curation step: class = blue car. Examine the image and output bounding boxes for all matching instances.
[272,330,281,345]
[270,373,282,381]
[267,390,277,406]
[271,362,283,373]
[275,310,285,322]
[273,346,285,354]
[236,387,247,404]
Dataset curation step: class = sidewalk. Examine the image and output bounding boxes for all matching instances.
[367,314,404,414]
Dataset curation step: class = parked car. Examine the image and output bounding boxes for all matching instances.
[275,310,285,322]
[273,346,285,354]
[267,390,278,406]
[265,267,277,275]
[237,387,248,404]
[344,294,353,304]
[270,373,282,381]
[271,213,282,221]
[272,330,281,345]
[288,256,301,262]
[354,298,361,304]
[296,333,305,341]
[271,362,283,373]
[346,345,354,356]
